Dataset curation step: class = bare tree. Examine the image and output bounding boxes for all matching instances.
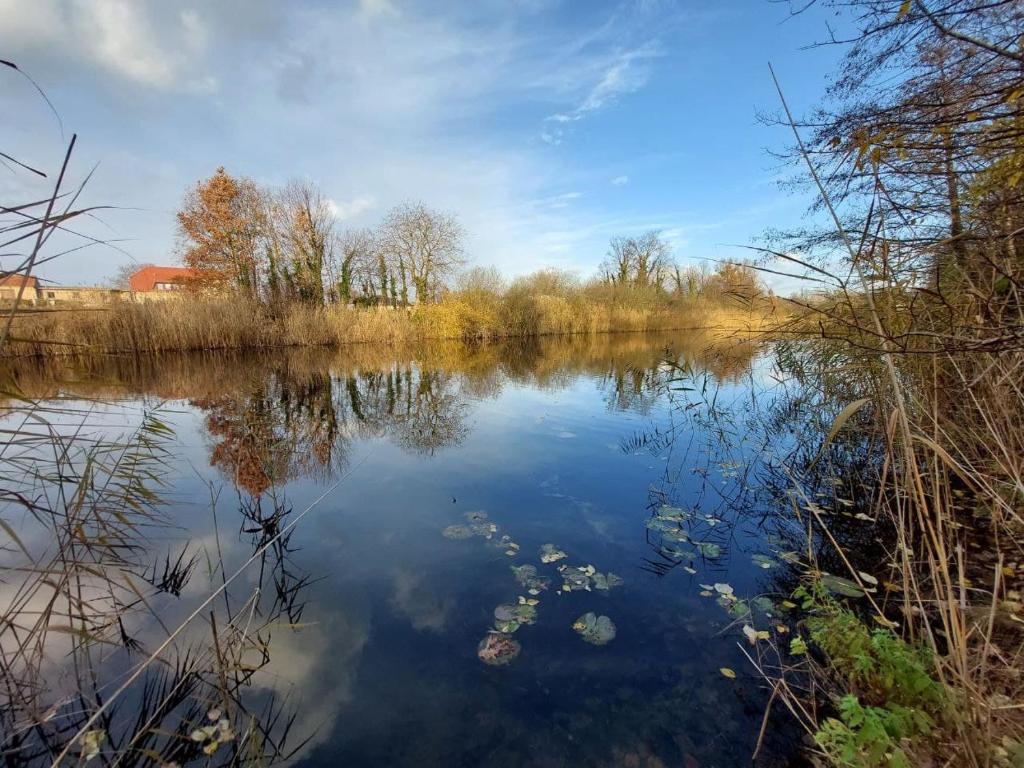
[277,181,335,305]
[379,202,465,303]
[633,231,671,287]
[107,262,155,289]
[601,236,635,285]
[600,231,672,287]
[330,228,376,303]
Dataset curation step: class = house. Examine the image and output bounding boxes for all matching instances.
[0,274,39,305]
[38,286,127,307]
[129,265,198,293]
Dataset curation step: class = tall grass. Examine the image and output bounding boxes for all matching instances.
[2,290,778,358]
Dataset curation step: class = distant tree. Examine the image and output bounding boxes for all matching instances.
[379,202,465,303]
[602,236,634,285]
[332,228,374,304]
[278,181,334,305]
[633,231,671,287]
[108,262,155,289]
[176,167,265,299]
[600,231,671,287]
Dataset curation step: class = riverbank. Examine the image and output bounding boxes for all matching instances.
[1,293,782,358]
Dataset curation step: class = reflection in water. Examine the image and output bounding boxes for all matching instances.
[3,332,758,499]
[1,331,780,767]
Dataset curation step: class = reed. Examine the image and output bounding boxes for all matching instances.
[2,291,778,358]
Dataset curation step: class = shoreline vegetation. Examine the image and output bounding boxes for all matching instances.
[2,273,780,358]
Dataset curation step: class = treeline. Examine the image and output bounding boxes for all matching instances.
[175,169,465,306]
[171,167,765,310]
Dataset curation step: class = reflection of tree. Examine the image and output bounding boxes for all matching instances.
[193,364,470,494]
[392,369,470,456]
[195,369,346,496]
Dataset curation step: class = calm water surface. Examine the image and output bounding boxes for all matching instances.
[8,332,807,767]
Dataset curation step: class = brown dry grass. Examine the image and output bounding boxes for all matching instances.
[2,294,781,358]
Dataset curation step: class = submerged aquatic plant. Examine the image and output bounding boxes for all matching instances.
[572,613,617,646]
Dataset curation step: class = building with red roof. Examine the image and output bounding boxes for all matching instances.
[0,274,39,304]
[128,266,198,293]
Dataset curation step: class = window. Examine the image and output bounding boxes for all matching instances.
[47,291,55,298]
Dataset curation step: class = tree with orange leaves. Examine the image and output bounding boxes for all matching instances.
[176,167,265,300]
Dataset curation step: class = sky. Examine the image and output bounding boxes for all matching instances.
[0,0,851,292]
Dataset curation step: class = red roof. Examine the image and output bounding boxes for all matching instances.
[129,266,197,292]
[0,274,38,289]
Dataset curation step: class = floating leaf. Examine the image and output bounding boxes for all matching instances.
[511,564,549,593]
[478,632,521,666]
[657,505,690,522]
[751,554,776,569]
[719,667,736,679]
[539,543,567,563]
[858,571,879,586]
[751,596,775,615]
[697,542,722,558]
[572,612,617,645]
[494,619,520,634]
[683,566,697,575]
[713,583,734,596]
[592,571,624,591]
[821,574,865,598]
[81,730,105,761]
[470,521,498,539]
[723,598,750,618]
[742,625,769,645]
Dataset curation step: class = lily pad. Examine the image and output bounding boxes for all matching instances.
[742,625,770,644]
[696,542,722,558]
[560,566,593,592]
[540,543,567,563]
[495,602,537,625]
[657,505,691,522]
[470,521,498,539]
[720,597,750,618]
[660,545,696,561]
[572,612,617,645]
[592,571,625,591]
[751,554,776,569]
[821,573,865,598]
[477,632,521,666]
[511,564,549,593]
[493,619,520,633]
[442,525,474,540]
[750,596,775,615]
[661,528,691,544]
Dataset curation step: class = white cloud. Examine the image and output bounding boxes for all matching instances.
[547,44,659,123]
[0,0,217,90]
[327,194,377,221]
[611,175,629,186]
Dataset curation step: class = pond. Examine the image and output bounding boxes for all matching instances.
[1,331,813,767]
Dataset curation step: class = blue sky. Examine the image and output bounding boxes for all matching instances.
[0,0,849,291]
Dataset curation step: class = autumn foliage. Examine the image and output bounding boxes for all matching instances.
[176,167,263,299]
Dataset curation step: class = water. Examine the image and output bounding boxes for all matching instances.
[2,332,808,767]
